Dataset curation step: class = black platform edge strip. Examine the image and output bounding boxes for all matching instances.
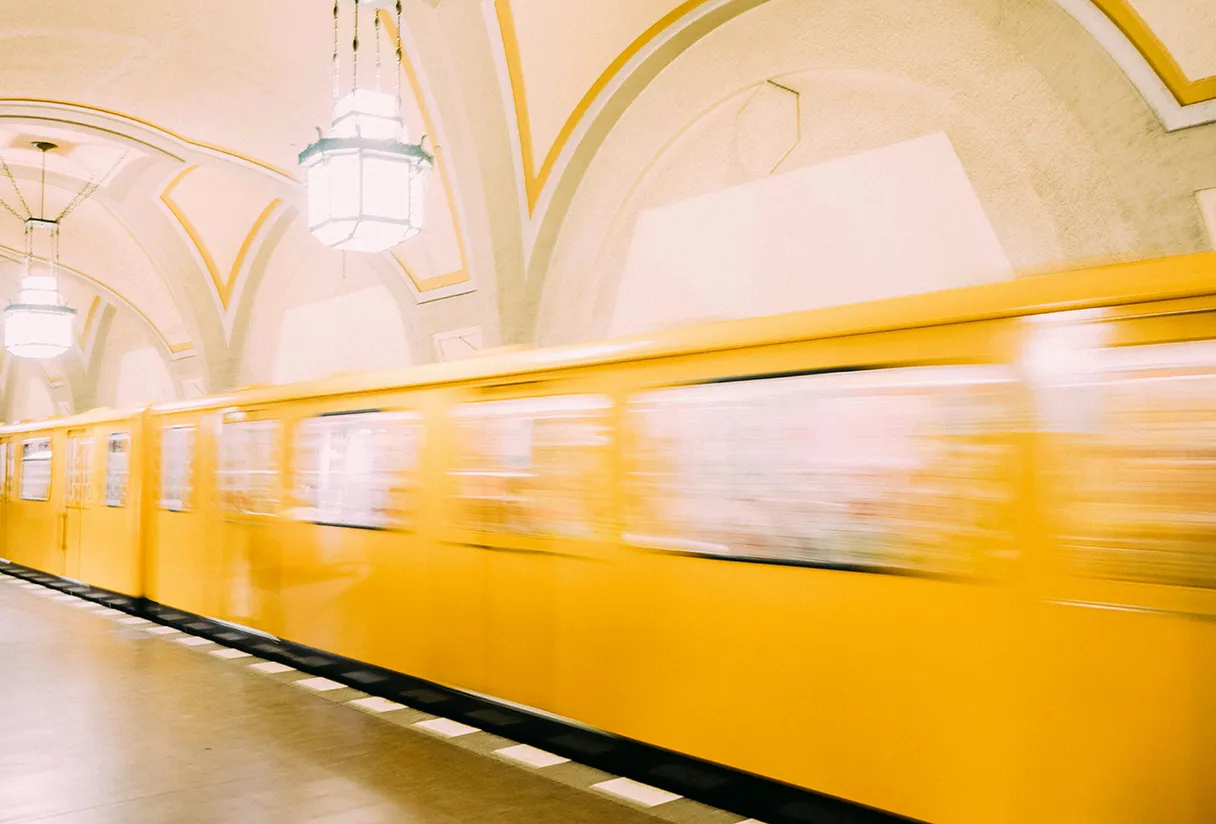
[0,561,922,824]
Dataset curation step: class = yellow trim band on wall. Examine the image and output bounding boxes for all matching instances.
[377,11,472,293]
[1095,0,1216,106]
[161,165,282,312]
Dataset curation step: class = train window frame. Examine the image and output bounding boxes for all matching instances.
[623,364,1017,578]
[291,409,423,530]
[66,432,94,507]
[105,432,131,508]
[448,393,613,541]
[19,437,52,502]
[159,424,196,512]
[217,419,281,517]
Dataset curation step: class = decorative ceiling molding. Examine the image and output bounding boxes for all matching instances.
[160,165,284,314]
[0,99,296,181]
[1058,0,1216,129]
[493,0,1216,229]
[1093,0,1216,106]
[494,0,715,216]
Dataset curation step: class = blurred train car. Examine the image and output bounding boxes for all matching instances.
[2,253,1215,823]
[0,407,146,596]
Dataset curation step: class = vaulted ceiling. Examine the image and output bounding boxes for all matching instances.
[0,0,1213,418]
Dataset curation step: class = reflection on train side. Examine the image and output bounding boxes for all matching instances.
[625,367,1017,577]
[148,345,1216,590]
[1047,340,1216,588]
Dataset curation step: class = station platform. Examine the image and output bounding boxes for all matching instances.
[0,572,751,824]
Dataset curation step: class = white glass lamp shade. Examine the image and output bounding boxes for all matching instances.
[332,90,403,141]
[4,273,76,359]
[299,95,432,253]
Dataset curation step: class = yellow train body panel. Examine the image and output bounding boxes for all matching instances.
[3,252,1216,822]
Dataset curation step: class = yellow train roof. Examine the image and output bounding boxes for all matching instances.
[6,250,1215,431]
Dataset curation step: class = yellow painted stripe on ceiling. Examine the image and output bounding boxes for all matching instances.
[77,296,101,349]
[161,165,282,311]
[496,0,1216,217]
[378,11,471,293]
[497,0,713,214]
[1094,0,1216,106]
[168,342,194,354]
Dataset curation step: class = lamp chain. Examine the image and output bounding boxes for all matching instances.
[332,0,340,104]
[374,10,382,91]
[352,0,360,96]
[55,149,130,222]
[395,0,403,115]
[0,155,31,219]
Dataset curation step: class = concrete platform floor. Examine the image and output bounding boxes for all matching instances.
[0,577,670,824]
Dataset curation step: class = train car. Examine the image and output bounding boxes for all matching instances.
[0,407,147,596]
[4,252,1216,823]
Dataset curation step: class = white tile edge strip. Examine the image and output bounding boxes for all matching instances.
[591,777,683,807]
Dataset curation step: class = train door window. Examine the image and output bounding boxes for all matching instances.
[160,425,196,512]
[293,411,423,529]
[105,433,130,507]
[66,433,94,506]
[218,420,280,516]
[626,367,1015,576]
[0,442,8,500]
[20,438,52,501]
[4,441,13,500]
[450,395,612,538]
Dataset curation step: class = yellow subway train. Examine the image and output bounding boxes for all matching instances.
[2,253,1214,823]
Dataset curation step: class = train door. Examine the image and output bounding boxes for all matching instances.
[0,439,10,560]
[63,430,93,580]
[445,388,614,709]
[216,412,282,633]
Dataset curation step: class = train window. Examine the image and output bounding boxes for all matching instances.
[293,411,422,529]
[160,425,196,512]
[625,367,1015,576]
[106,433,130,507]
[1047,341,1216,588]
[67,434,94,506]
[450,395,611,538]
[0,442,8,500]
[218,421,280,516]
[20,438,52,501]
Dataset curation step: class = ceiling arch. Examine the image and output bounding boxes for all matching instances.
[490,0,1216,230]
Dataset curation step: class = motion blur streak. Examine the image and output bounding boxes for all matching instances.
[1,254,1214,823]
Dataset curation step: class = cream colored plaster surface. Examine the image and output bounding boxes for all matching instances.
[93,311,179,409]
[535,0,1216,345]
[1199,189,1216,245]
[11,361,54,422]
[1127,0,1216,81]
[608,133,1011,336]
[0,2,334,173]
[238,218,407,386]
[273,285,411,385]
[113,346,176,408]
[163,164,283,295]
[506,0,680,170]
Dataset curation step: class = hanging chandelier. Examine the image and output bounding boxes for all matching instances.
[300,0,433,253]
[3,143,74,359]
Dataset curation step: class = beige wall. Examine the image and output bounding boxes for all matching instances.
[93,311,178,410]
[533,0,1216,344]
[238,220,416,388]
[8,361,55,423]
